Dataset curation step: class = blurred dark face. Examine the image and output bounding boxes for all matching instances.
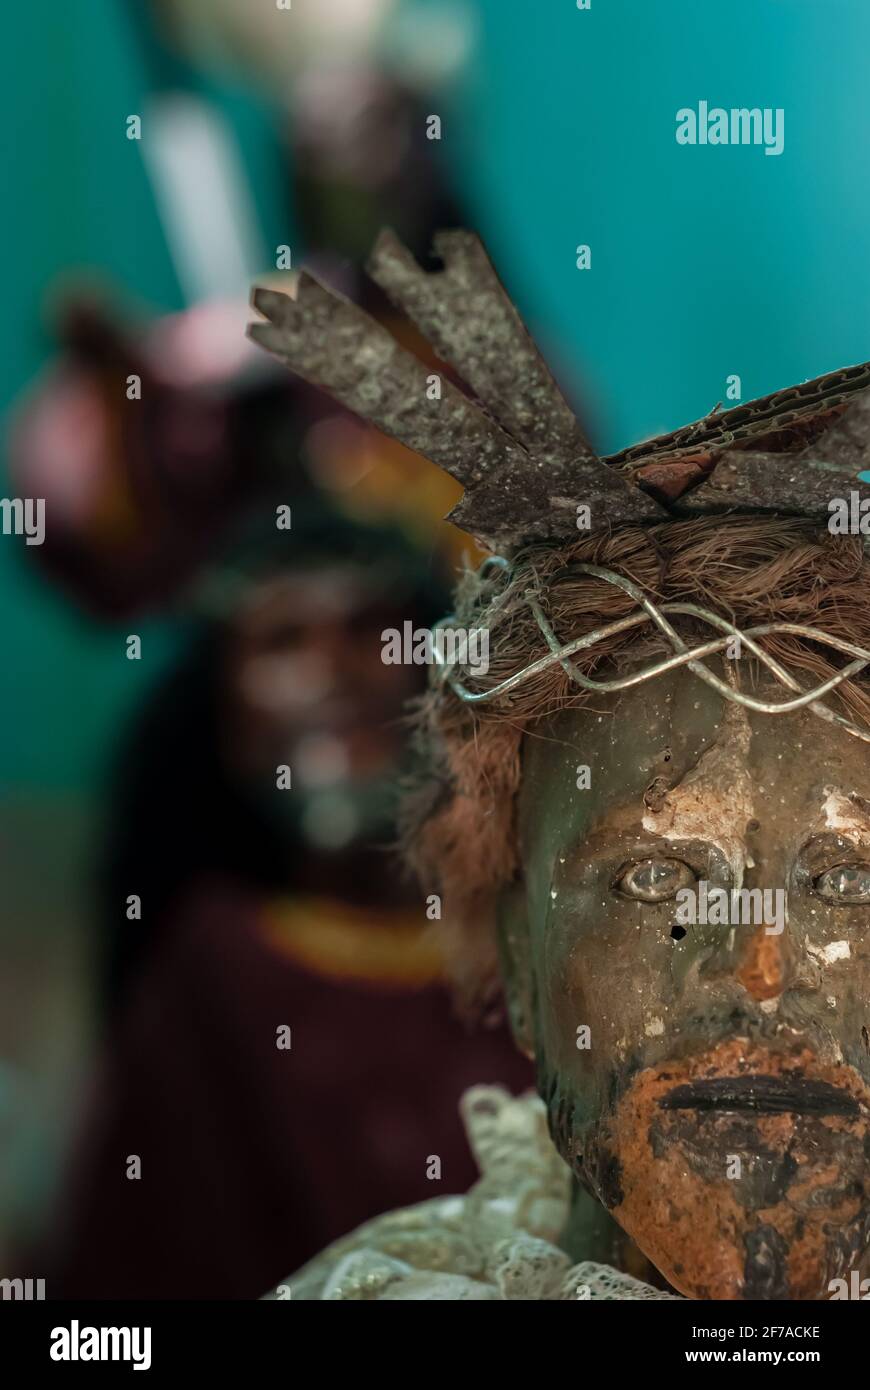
[221,567,422,790]
[506,668,870,1299]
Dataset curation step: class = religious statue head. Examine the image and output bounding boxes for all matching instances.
[249,228,870,1300]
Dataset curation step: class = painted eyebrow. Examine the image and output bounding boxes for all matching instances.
[559,820,728,870]
[797,833,870,866]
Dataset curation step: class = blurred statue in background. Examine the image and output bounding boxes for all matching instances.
[9,29,542,1296]
[252,226,870,1300]
[10,285,530,1302]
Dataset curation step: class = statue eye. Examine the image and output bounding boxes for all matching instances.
[614,858,696,902]
[813,864,870,904]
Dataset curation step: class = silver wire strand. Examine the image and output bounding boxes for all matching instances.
[434,561,870,744]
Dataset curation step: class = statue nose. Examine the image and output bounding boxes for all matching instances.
[736,922,793,1001]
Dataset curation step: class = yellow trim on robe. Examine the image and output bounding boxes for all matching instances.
[260,896,446,988]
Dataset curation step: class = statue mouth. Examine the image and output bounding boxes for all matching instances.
[596,1040,870,1299]
[658,1074,862,1117]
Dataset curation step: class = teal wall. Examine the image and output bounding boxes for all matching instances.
[0,0,284,790]
[1,3,180,790]
[421,0,870,450]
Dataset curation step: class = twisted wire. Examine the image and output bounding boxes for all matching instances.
[435,561,870,744]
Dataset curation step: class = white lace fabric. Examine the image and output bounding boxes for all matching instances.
[268,1085,679,1301]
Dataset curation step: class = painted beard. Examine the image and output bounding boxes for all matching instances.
[546,1039,870,1299]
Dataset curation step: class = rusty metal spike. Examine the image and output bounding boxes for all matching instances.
[248,272,523,494]
[671,448,870,519]
[448,454,664,545]
[248,244,665,550]
[367,226,596,462]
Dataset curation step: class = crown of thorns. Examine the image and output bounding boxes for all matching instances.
[248,228,870,740]
[431,555,870,744]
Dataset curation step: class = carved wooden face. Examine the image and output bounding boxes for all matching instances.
[502,668,870,1299]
